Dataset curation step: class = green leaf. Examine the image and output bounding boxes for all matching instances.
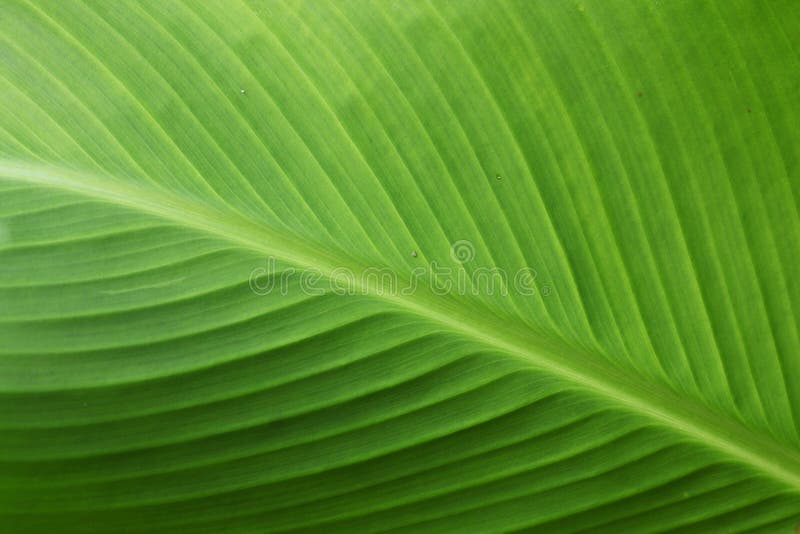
[2,0,799,532]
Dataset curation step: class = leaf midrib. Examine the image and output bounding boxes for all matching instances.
[4,160,800,493]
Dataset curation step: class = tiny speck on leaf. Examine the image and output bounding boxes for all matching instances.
[240,88,246,94]
[637,91,643,97]
[411,251,417,257]
[747,108,752,113]
[495,174,502,180]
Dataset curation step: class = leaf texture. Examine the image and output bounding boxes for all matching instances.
[1,0,800,532]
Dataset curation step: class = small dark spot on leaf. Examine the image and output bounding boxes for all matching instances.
[747,108,752,113]
[637,91,643,97]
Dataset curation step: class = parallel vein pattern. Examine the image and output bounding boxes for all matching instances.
[1,0,799,532]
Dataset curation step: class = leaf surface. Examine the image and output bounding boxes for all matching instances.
[1,0,800,532]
